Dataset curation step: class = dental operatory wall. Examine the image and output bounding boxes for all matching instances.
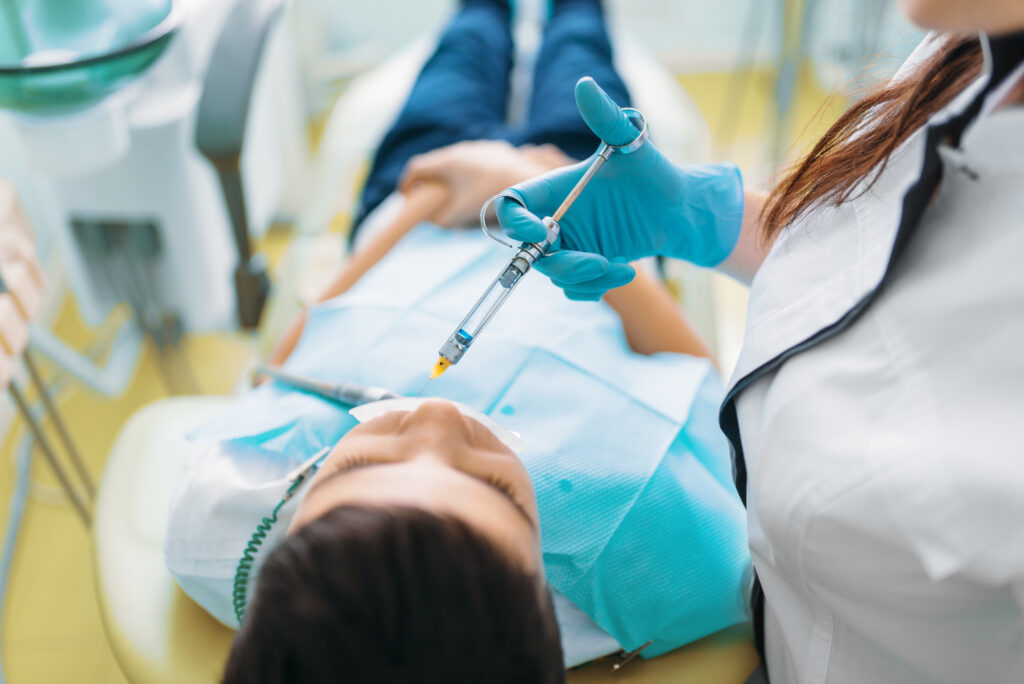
[294,0,923,114]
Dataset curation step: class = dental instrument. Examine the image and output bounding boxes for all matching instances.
[429,108,649,380]
[255,365,400,405]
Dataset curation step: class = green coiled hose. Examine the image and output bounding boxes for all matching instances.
[232,495,288,624]
[232,448,329,624]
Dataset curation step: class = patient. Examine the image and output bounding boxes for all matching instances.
[164,1,750,681]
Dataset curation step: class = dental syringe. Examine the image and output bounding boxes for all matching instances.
[430,214,557,379]
[429,109,649,379]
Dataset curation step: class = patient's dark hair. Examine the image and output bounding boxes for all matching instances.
[222,505,564,684]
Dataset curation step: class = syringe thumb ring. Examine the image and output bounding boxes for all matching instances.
[480,194,560,256]
[610,109,649,154]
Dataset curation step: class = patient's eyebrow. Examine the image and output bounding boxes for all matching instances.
[307,460,536,530]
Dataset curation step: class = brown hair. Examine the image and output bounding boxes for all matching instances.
[224,505,564,684]
[762,34,984,240]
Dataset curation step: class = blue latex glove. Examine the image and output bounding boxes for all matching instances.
[496,77,745,300]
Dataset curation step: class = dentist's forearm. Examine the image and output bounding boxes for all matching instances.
[716,189,771,285]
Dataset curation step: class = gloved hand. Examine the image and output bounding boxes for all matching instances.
[496,77,745,300]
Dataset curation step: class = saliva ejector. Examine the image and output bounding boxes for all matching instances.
[430,108,649,379]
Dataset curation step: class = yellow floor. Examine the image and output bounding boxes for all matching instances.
[0,64,845,682]
[0,319,253,682]
[0,227,292,682]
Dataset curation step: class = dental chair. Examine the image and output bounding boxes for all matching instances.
[93,12,757,683]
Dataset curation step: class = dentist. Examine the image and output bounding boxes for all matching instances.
[497,2,1024,682]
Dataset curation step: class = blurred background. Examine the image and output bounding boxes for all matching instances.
[0,0,922,681]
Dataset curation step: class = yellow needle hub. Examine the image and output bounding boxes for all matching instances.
[430,356,451,379]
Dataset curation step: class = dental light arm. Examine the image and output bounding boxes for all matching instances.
[195,0,284,329]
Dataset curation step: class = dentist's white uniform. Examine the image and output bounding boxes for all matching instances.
[721,35,1024,683]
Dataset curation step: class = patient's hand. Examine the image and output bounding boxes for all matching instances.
[398,140,574,228]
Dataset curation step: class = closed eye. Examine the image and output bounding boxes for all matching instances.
[336,454,377,472]
[483,474,518,500]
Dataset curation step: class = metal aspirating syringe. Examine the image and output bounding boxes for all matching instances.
[429,109,649,379]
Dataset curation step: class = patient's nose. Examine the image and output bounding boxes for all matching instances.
[400,399,472,451]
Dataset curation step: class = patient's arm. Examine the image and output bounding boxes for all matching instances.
[268,190,715,369]
[267,138,714,370]
[267,143,573,367]
[603,270,717,365]
[319,182,452,299]
[400,140,574,228]
[266,182,450,366]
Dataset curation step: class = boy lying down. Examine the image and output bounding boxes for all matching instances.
[164,1,750,682]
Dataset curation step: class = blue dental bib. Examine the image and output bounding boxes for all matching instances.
[193,225,750,656]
